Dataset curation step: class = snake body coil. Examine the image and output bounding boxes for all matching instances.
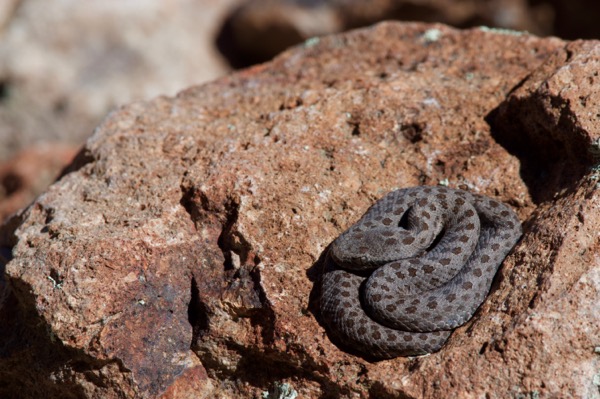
[320,186,521,359]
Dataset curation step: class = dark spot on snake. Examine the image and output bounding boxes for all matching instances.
[451,247,462,254]
[423,187,432,193]
[385,304,397,312]
[385,238,398,245]
[403,335,413,342]
[385,277,394,283]
[359,246,369,254]
[403,237,415,245]
[408,267,417,277]
[409,258,420,264]
[382,217,393,225]
[427,301,438,309]
[422,222,429,230]
[353,233,364,239]
[406,306,417,314]
[462,282,473,290]
[395,271,406,279]
[473,268,483,277]
[343,302,352,308]
[481,254,490,263]
[341,281,351,288]
[436,193,447,199]
[381,284,390,292]
[372,330,382,340]
[466,223,475,230]
[440,258,451,266]
[357,326,367,335]
[417,198,429,206]
[500,210,509,217]
[459,235,470,242]
[489,200,500,208]
[410,298,420,305]
[455,198,465,205]
[423,265,434,274]
[371,294,382,302]
[387,333,397,342]
[347,319,355,327]
[421,211,431,219]
[333,275,341,283]
[446,293,457,302]
[433,331,441,336]
[429,204,437,211]
[418,334,428,341]
[491,243,500,250]
[341,291,351,298]
[465,209,475,217]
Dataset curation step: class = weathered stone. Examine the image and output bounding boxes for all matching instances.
[1,22,599,398]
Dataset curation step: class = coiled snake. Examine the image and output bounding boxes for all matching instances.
[320,186,522,359]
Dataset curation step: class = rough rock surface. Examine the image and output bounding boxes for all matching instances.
[2,22,600,398]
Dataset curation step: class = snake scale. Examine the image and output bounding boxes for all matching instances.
[320,186,522,359]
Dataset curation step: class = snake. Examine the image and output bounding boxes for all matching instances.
[320,186,522,359]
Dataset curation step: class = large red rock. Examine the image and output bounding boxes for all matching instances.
[1,22,599,398]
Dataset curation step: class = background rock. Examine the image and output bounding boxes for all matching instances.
[2,21,599,398]
[0,0,238,162]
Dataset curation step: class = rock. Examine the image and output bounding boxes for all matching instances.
[2,21,600,398]
[217,0,553,67]
[0,144,79,223]
[0,0,239,162]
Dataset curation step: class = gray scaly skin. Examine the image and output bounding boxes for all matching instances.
[320,186,522,359]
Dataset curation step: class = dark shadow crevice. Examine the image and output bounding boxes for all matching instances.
[487,91,596,204]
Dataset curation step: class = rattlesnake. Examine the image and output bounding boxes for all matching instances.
[320,186,522,359]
